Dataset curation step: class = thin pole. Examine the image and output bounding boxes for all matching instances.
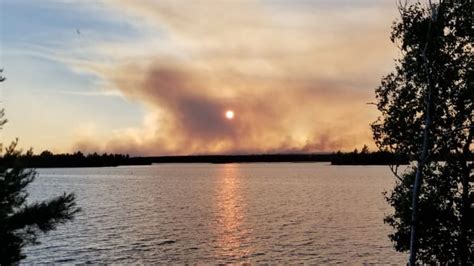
[408,1,438,264]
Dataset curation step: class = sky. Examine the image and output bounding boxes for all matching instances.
[0,0,400,156]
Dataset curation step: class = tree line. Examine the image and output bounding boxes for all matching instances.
[0,149,137,168]
[0,147,419,167]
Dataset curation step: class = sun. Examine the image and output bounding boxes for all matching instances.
[225,110,234,120]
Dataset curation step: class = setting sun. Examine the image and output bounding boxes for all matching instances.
[225,110,234,120]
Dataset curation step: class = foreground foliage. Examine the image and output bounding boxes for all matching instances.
[0,72,80,264]
[372,1,472,264]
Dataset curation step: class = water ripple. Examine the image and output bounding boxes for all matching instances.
[22,163,404,264]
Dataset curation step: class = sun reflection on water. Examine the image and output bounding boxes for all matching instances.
[214,164,252,261]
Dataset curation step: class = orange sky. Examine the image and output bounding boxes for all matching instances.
[1,0,400,155]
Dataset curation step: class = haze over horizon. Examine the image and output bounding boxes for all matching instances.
[1,0,400,156]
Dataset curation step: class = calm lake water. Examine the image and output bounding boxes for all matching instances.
[23,163,405,264]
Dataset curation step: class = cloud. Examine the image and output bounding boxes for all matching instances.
[72,0,397,155]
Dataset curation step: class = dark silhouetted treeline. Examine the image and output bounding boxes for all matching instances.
[330,148,409,165]
[0,150,148,168]
[0,148,420,168]
[141,153,333,164]
[329,147,470,165]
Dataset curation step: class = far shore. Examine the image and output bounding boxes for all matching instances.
[2,152,412,168]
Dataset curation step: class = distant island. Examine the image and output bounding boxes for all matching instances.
[1,148,412,168]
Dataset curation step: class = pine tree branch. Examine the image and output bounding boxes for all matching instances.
[6,193,81,232]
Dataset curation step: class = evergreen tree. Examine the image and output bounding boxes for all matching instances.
[372,1,472,264]
[0,71,81,264]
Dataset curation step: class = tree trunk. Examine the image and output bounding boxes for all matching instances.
[459,129,472,265]
[408,90,433,266]
[408,3,437,264]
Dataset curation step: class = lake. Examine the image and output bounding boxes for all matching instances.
[23,163,405,264]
